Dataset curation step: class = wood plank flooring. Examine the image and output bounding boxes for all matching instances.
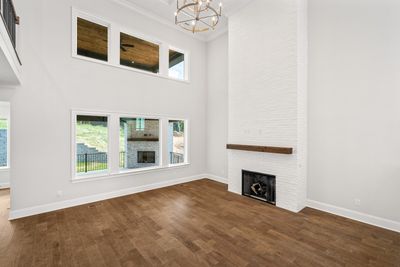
[0,180,399,266]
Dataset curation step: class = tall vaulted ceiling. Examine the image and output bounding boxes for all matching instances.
[112,0,252,41]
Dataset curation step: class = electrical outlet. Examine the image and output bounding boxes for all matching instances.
[354,198,361,206]
[57,190,63,197]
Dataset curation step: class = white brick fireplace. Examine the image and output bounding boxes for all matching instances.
[228,0,308,212]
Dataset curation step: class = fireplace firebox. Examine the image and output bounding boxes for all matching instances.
[242,170,276,205]
[137,151,156,163]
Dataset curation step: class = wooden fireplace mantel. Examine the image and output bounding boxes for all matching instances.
[226,144,293,155]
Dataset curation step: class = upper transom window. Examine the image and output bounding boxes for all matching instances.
[72,9,189,82]
[77,17,109,62]
[120,32,160,74]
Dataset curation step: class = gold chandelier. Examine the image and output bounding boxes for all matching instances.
[175,0,222,33]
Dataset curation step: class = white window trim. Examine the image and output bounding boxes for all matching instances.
[71,8,112,65]
[71,109,190,182]
[168,118,189,167]
[71,7,190,83]
[168,46,190,82]
[71,111,112,180]
[71,162,190,184]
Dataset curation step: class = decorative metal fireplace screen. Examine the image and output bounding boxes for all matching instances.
[242,170,276,205]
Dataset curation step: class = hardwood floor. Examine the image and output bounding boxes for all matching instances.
[0,180,399,266]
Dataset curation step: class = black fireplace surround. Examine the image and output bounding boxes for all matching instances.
[242,170,276,205]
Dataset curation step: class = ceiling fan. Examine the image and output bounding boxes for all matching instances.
[120,42,134,52]
[102,38,135,52]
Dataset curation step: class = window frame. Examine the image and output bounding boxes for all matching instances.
[0,117,10,170]
[168,118,189,167]
[118,28,162,75]
[71,110,189,182]
[71,110,112,180]
[71,8,190,83]
[168,46,189,81]
[0,102,10,170]
[118,115,163,174]
[72,8,112,64]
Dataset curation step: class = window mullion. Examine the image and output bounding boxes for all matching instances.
[159,43,169,77]
[109,25,120,66]
[161,118,169,167]
[108,114,120,174]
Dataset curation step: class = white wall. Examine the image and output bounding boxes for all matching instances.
[7,0,207,213]
[206,33,228,180]
[228,0,307,212]
[308,0,400,223]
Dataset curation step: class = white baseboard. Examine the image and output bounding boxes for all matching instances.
[9,174,206,220]
[0,182,10,189]
[307,199,400,233]
[205,174,228,184]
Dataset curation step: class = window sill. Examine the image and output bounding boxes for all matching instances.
[71,163,190,183]
[72,55,190,84]
[0,167,10,172]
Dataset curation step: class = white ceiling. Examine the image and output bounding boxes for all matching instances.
[112,0,252,41]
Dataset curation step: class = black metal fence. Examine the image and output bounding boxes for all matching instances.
[1,0,18,48]
[120,151,126,168]
[77,152,107,173]
[78,151,183,172]
[170,152,184,164]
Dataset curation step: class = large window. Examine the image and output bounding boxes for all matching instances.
[169,49,185,80]
[72,111,188,180]
[75,115,108,174]
[0,118,8,168]
[120,32,160,73]
[119,117,160,170]
[168,120,186,165]
[76,17,109,62]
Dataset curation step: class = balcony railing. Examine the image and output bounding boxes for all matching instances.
[1,0,19,48]
[120,151,126,168]
[77,152,108,173]
[170,152,184,164]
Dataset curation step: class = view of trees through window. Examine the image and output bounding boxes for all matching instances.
[169,49,185,80]
[0,119,8,167]
[168,120,185,164]
[74,114,187,177]
[76,115,108,174]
